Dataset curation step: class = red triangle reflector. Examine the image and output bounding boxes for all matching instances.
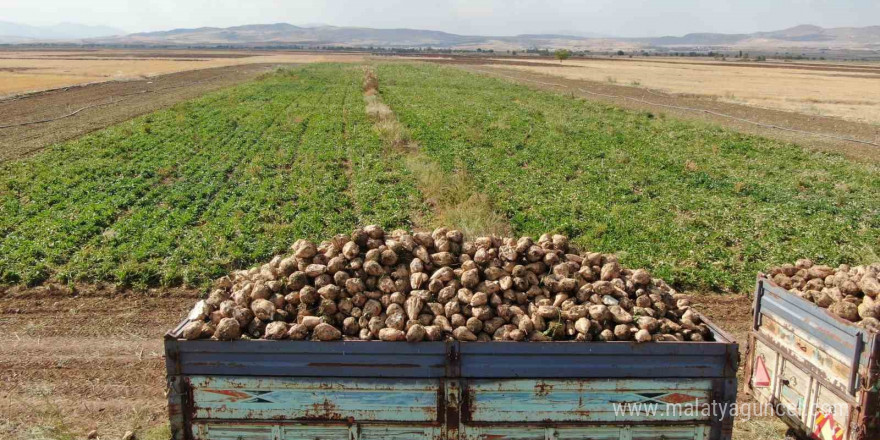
[754,356,771,388]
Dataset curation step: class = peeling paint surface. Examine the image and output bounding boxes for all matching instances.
[467,379,712,423]
[747,276,880,440]
[190,376,440,421]
[168,335,739,439]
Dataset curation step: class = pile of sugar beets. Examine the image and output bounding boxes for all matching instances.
[179,226,713,343]
[768,260,880,332]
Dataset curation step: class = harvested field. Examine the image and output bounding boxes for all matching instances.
[0,49,364,97]
[479,56,880,125]
[0,63,287,161]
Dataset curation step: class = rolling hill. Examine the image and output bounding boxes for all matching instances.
[0,21,124,43]
[3,21,878,51]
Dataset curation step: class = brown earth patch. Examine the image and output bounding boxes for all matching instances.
[0,287,198,440]
[0,63,293,162]
[0,287,784,439]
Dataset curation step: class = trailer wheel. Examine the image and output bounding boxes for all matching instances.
[785,428,806,440]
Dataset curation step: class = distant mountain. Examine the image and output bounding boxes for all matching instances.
[5,21,878,51]
[635,25,880,48]
[0,21,125,41]
[108,23,480,47]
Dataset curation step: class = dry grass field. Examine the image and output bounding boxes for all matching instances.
[490,56,880,124]
[0,49,364,97]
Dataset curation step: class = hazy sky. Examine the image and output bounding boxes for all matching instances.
[2,0,878,37]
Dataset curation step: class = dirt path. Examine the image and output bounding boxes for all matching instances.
[0,288,198,439]
[0,288,781,439]
[0,63,295,162]
[692,292,790,439]
[453,65,880,163]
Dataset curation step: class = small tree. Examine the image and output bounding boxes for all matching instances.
[554,49,572,61]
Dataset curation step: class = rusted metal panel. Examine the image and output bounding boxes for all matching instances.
[164,339,192,440]
[458,337,736,379]
[856,334,880,439]
[167,315,739,439]
[194,422,443,440]
[754,276,868,377]
[746,337,781,404]
[462,425,709,439]
[464,379,713,423]
[814,384,852,440]
[192,423,277,440]
[359,425,440,439]
[759,311,855,395]
[445,379,462,440]
[778,359,812,419]
[166,375,191,440]
[747,275,880,440]
[174,340,448,378]
[189,376,440,422]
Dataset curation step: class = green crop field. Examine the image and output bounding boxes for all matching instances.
[1,62,877,294]
[376,63,880,293]
[0,64,422,287]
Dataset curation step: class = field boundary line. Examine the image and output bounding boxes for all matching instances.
[0,72,240,130]
[362,66,510,238]
[0,96,130,129]
[467,67,880,148]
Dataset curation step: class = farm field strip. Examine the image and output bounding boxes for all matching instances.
[363,67,509,237]
[0,50,366,98]
[376,63,880,293]
[0,64,287,163]
[465,66,880,149]
[486,57,880,125]
[0,64,423,287]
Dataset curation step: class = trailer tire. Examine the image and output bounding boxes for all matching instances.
[784,428,805,440]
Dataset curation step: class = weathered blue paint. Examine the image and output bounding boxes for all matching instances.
[166,314,739,440]
[168,332,735,379]
[191,423,708,440]
[172,340,448,377]
[190,376,439,421]
[746,275,880,440]
[754,277,867,365]
[466,379,713,423]
[465,425,709,440]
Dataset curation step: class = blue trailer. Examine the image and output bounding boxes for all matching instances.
[165,316,739,440]
[745,275,880,440]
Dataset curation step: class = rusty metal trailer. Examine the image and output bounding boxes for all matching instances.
[165,317,739,440]
[745,275,880,440]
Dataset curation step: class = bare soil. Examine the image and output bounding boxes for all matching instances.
[0,63,293,162]
[0,285,783,439]
[0,285,199,439]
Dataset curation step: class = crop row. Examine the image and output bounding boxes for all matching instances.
[376,63,880,293]
[0,65,422,287]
